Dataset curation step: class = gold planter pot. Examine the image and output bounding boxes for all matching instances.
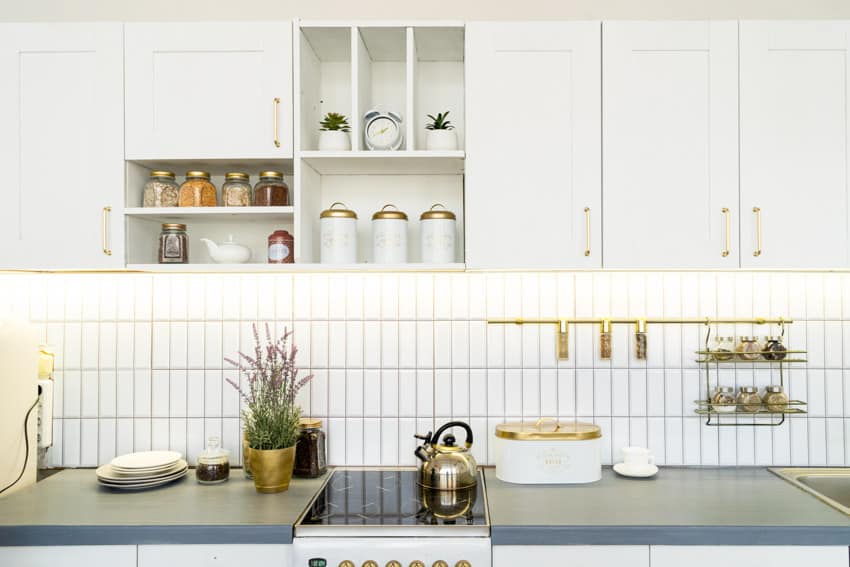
[250,446,295,493]
[242,433,253,479]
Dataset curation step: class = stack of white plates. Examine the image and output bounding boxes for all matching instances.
[96,450,188,490]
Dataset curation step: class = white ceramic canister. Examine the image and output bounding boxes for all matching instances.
[320,202,358,264]
[419,204,456,264]
[372,204,408,264]
[494,419,602,484]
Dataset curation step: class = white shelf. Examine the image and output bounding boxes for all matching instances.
[300,150,465,174]
[126,262,466,273]
[124,207,294,221]
[127,158,294,176]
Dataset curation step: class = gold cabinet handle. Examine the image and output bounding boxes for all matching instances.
[583,207,591,256]
[752,206,762,257]
[721,207,730,257]
[101,206,112,256]
[273,97,281,148]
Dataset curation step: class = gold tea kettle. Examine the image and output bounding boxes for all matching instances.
[414,421,478,490]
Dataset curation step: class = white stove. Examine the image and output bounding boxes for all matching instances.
[293,468,491,567]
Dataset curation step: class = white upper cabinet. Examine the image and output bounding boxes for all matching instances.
[465,21,602,269]
[0,23,124,269]
[740,21,850,268]
[125,22,293,160]
[602,21,739,268]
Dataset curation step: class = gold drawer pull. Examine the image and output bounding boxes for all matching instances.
[721,207,730,257]
[753,206,762,257]
[101,206,112,256]
[273,97,281,148]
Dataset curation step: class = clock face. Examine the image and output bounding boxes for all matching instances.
[365,116,401,150]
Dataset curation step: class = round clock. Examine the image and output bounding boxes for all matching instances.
[363,109,404,151]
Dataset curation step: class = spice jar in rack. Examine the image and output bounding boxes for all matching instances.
[763,385,790,412]
[736,336,763,361]
[763,336,788,360]
[142,170,179,207]
[222,172,252,206]
[372,204,408,264]
[320,202,358,264]
[293,418,327,478]
[419,204,456,264]
[158,224,188,264]
[713,336,735,361]
[268,230,294,264]
[179,171,218,207]
[253,171,290,206]
[736,386,762,413]
[710,386,736,413]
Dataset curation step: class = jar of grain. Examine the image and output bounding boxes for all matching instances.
[179,171,217,207]
[221,172,251,206]
[763,385,789,412]
[253,171,290,206]
[736,386,762,413]
[320,202,358,264]
[158,223,188,264]
[142,170,179,207]
[736,336,762,361]
[372,204,408,264]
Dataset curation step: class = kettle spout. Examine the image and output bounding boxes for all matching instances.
[200,238,218,257]
[414,446,430,463]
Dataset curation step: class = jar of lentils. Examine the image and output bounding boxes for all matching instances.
[253,171,290,206]
[221,172,252,206]
[179,171,218,207]
[142,170,179,207]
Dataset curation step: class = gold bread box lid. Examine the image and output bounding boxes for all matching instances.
[495,419,602,441]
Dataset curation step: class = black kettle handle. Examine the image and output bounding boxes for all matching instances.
[432,421,473,449]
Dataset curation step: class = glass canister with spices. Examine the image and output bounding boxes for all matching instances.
[142,170,179,207]
[179,171,218,207]
[736,386,762,413]
[221,172,252,206]
[196,436,230,484]
[254,171,290,206]
[736,336,763,361]
[158,223,188,264]
[293,418,327,478]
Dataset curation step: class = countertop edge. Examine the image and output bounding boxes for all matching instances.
[0,524,294,546]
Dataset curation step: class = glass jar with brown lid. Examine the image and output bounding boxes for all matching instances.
[293,418,326,478]
[158,223,188,264]
[221,172,251,206]
[142,170,179,207]
[179,171,217,207]
[253,171,290,206]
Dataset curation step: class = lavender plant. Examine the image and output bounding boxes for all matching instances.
[226,324,313,451]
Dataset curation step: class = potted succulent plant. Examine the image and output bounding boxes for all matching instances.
[226,324,313,493]
[425,111,458,151]
[318,112,351,151]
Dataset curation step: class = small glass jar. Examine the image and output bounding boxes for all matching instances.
[736,336,762,361]
[635,319,648,360]
[763,385,790,412]
[763,336,787,361]
[142,170,179,207]
[711,386,736,413]
[158,223,188,264]
[599,319,612,360]
[293,418,327,478]
[221,172,252,206]
[253,171,290,206]
[179,171,217,207]
[196,436,230,484]
[713,336,735,361]
[736,386,762,413]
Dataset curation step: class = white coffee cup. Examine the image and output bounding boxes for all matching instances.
[621,446,654,468]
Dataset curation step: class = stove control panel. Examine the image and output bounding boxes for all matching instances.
[331,561,472,567]
[296,537,490,567]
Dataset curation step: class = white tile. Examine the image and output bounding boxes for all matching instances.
[169,370,187,418]
[308,275,328,320]
[808,369,826,416]
[826,369,844,417]
[453,369,471,418]
[824,321,842,367]
[416,274,434,319]
[576,370,593,416]
[736,426,755,466]
[328,321,346,368]
[827,418,845,466]
[398,274,417,320]
[152,278,171,320]
[486,325,504,368]
[558,369,576,417]
[133,322,151,369]
[539,368,557,417]
[469,274,487,320]
[396,321,416,369]
[151,418,169,451]
[346,321,364,368]
[663,325,682,368]
[46,279,64,322]
[80,418,98,466]
[700,423,719,465]
[806,274,825,320]
[647,370,665,416]
[346,370,364,417]
[556,273,575,318]
[504,326,522,368]
[168,418,187,459]
[647,417,665,464]
[116,418,134,458]
[504,369,522,417]
[134,418,152,452]
[504,274,522,318]
[611,417,630,463]
[63,370,81,418]
[755,425,773,465]
[451,321,469,368]
[628,417,648,449]
[81,370,98,418]
[293,274,312,320]
[399,370,416,417]
[417,369,433,417]
[646,274,664,318]
[790,417,809,465]
[487,369,505,416]
[63,419,81,467]
[663,273,682,317]
[362,419,380,464]
[664,418,683,465]
[328,274,347,320]
[203,369,222,417]
[116,370,133,418]
[521,369,539,417]
[381,418,399,465]
[64,323,81,370]
[151,322,169,369]
[328,418,346,466]
[574,325,593,369]
[451,274,469,319]
[698,273,718,318]
[809,418,827,465]
[240,276,259,321]
[575,274,593,318]
[381,370,399,417]
[380,274,399,319]
[311,321,329,368]
[81,322,99,369]
[346,418,365,465]
[169,322,187,369]
[594,369,611,416]
[99,370,116,418]
[364,322,381,369]
[434,321,452,368]
[309,369,328,417]
[433,275,452,320]
[485,274,504,319]
[133,370,151,417]
[186,418,204,464]
[187,322,204,369]
[327,370,346,417]
[363,274,382,319]
[683,417,701,465]
[364,370,381,417]
[629,370,647,417]
[203,322,222,368]
[435,369,452,417]
[98,418,117,465]
[773,418,791,465]
[274,275,293,321]
[381,321,399,368]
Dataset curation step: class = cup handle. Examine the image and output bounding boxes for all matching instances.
[648,455,655,465]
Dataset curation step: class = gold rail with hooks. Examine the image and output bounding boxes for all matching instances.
[486,317,793,326]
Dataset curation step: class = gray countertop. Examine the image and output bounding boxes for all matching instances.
[484,467,850,545]
[0,469,328,546]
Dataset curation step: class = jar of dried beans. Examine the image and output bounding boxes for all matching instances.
[221,172,251,206]
[158,223,188,264]
[179,171,217,207]
[142,170,179,207]
[253,171,290,206]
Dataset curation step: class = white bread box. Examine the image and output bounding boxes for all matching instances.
[494,419,602,484]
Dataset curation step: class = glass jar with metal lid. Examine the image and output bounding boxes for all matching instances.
[710,386,736,413]
[320,202,358,264]
[736,386,762,413]
[158,223,188,264]
[179,171,217,207]
[763,385,789,412]
[763,336,788,361]
[736,336,762,361]
[372,204,408,264]
[713,336,735,361]
[420,203,456,264]
[221,172,251,206]
[142,170,179,207]
[253,171,290,206]
[293,418,327,478]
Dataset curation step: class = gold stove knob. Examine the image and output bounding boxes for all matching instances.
[387,562,402,567]
[433,562,449,567]
[339,562,355,567]
[410,562,425,567]
[456,562,472,567]
[363,562,379,567]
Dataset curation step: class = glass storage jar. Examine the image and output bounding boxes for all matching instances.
[196,436,230,484]
[142,170,179,207]
[763,385,790,412]
[179,171,217,207]
[736,386,762,413]
[713,336,735,361]
[711,386,736,413]
[268,230,294,264]
[293,418,327,478]
[253,171,290,206]
[763,336,788,361]
[736,336,762,361]
[221,172,252,206]
[158,223,188,264]
[635,319,648,360]
[599,319,612,360]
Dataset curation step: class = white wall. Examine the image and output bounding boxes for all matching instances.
[2,0,850,21]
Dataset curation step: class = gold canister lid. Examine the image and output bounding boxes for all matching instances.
[373,204,408,221]
[161,223,187,231]
[225,172,249,180]
[299,417,322,428]
[185,171,211,179]
[258,170,285,179]
[495,419,601,441]
[320,202,358,219]
[149,170,175,178]
[420,203,456,221]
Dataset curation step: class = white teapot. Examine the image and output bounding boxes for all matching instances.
[200,235,251,264]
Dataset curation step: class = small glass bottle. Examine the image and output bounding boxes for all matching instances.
[635,319,648,360]
[599,319,612,360]
[221,172,252,206]
[158,223,188,264]
[293,418,327,478]
[736,336,762,361]
[713,336,735,361]
[763,385,790,412]
[711,386,736,413]
[737,386,762,413]
[763,336,787,361]
[196,436,230,484]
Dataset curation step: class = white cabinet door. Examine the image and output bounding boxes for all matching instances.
[740,21,850,268]
[465,21,601,269]
[125,22,293,160]
[0,23,124,269]
[494,546,649,567]
[138,544,291,567]
[0,546,136,567]
[602,21,739,268]
[651,546,847,567]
